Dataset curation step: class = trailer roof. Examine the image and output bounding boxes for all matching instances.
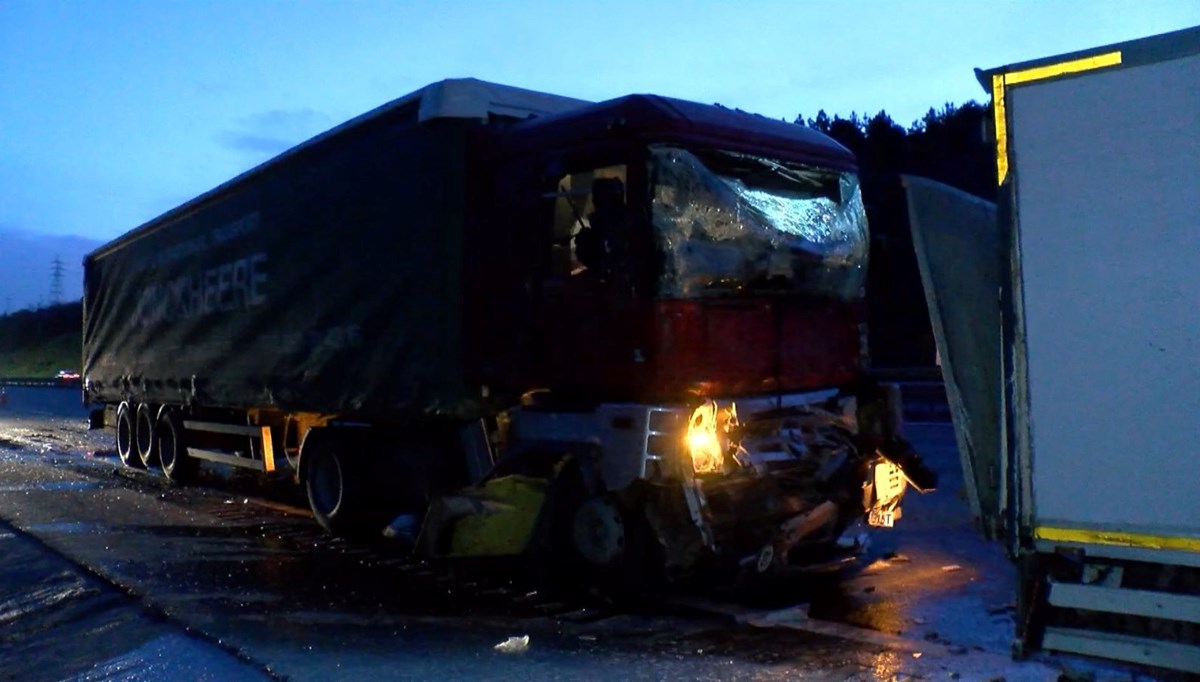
[410,78,591,122]
[90,79,590,259]
[976,24,1200,91]
[500,94,857,171]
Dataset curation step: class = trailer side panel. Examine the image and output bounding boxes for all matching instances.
[84,114,473,419]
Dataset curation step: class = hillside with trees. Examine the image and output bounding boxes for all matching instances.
[0,302,82,377]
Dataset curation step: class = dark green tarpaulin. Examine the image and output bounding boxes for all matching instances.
[84,114,473,419]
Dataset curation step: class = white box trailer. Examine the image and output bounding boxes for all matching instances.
[907,26,1200,674]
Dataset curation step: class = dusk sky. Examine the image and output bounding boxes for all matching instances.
[2,1,1199,246]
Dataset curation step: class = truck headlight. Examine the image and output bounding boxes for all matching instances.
[686,400,737,474]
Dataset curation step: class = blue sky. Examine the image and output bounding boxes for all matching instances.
[2,0,1199,245]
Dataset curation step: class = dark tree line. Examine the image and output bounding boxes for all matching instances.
[0,302,81,354]
[796,102,994,368]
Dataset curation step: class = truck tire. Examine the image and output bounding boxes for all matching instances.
[157,407,197,484]
[303,432,377,538]
[135,403,158,468]
[115,402,142,469]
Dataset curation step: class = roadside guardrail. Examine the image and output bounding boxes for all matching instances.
[0,377,82,388]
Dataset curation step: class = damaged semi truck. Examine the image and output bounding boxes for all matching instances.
[84,79,931,582]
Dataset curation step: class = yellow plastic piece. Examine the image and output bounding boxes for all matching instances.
[448,476,549,557]
[1035,526,1200,553]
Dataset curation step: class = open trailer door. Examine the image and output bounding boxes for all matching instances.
[903,176,1002,540]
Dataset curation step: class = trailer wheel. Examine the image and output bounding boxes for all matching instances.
[157,407,197,484]
[115,402,142,469]
[135,403,158,468]
[303,432,375,538]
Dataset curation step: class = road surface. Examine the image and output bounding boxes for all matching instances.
[0,387,1162,681]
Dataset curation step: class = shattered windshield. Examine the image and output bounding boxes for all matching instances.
[650,146,868,300]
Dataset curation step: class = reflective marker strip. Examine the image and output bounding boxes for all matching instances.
[992,50,1123,185]
[261,425,275,473]
[1035,526,1200,553]
[1003,51,1123,86]
[993,75,1009,185]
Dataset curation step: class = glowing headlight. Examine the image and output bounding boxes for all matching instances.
[686,400,735,474]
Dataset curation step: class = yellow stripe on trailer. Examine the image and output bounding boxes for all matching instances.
[1004,51,1123,86]
[1035,526,1200,553]
[992,51,1123,185]
[992,75,1009,185]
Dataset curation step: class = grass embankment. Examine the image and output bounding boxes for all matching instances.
[0,331,81,377]
[0,302,83,378]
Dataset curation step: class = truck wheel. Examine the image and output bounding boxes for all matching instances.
[157,407,197,484]
[303,433,376,538]
[563,493,666,595]
[135,403,158,468]
[115,402,142,469]
[573,495,626,567]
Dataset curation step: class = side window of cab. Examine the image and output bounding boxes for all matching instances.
[548,165,627,281]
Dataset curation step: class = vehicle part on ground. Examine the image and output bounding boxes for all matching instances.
[447,476,548,557]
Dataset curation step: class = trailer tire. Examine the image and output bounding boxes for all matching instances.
[157,407,197,485]
[303,432,377,538]
[115,402,142,469]
[135,403,158,468]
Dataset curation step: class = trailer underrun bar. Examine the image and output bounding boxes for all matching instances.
[183,421,276,473]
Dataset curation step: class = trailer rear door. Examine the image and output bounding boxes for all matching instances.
[1004,50,1200,553]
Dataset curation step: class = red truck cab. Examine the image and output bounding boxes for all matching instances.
[466,95,867,405]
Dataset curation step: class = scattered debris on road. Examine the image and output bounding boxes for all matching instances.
[494,635,530,654]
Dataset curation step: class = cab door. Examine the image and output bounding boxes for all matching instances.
[538,162,636,398]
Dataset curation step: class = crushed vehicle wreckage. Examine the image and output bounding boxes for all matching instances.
[415,388,936,582]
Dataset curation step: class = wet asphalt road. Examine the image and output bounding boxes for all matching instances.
[0,387,1161,681]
